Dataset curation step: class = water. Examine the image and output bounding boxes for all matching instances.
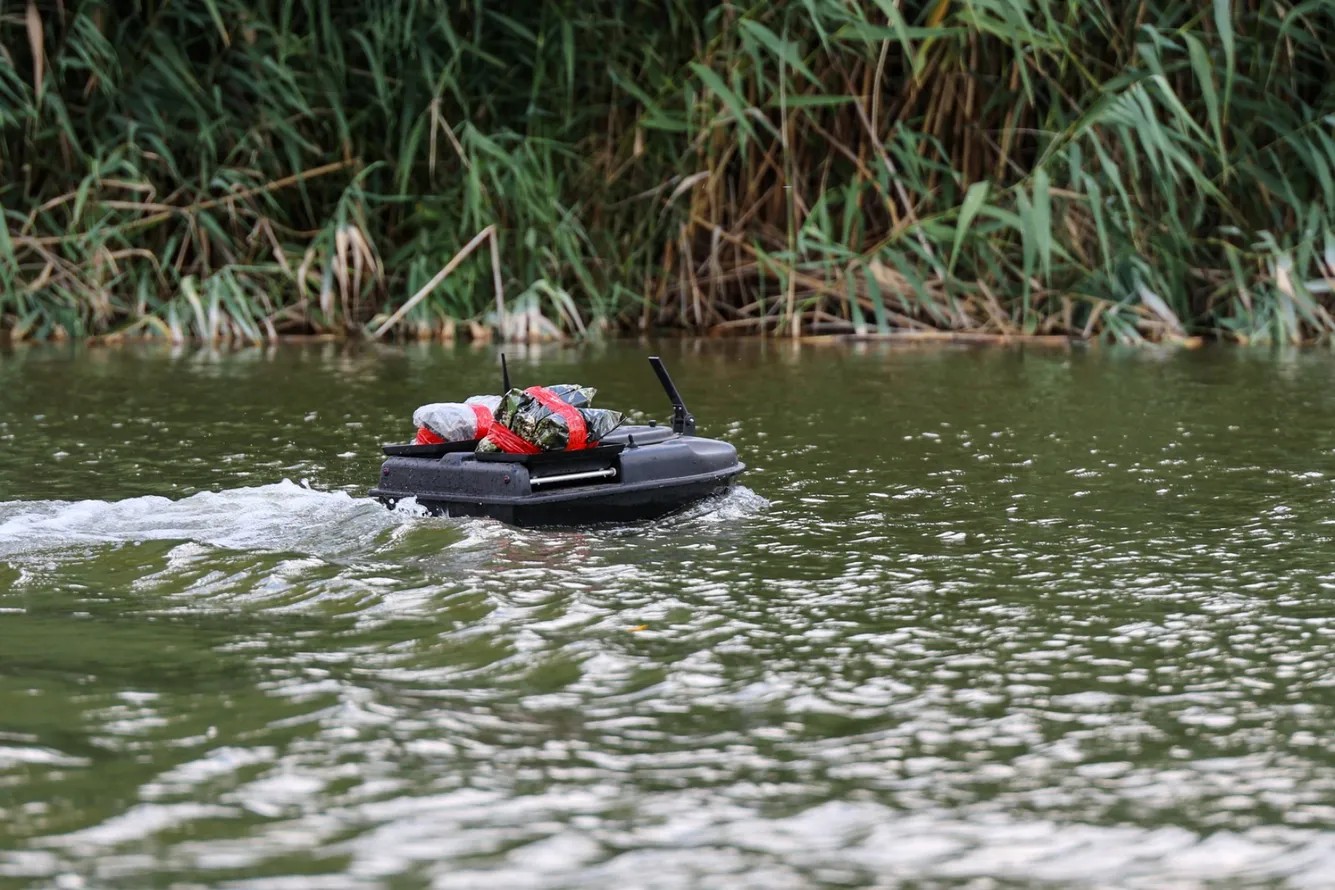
[2,339,1335,889]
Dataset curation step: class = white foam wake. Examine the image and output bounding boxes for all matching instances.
[0,480,423,560]
[0,479,768,562]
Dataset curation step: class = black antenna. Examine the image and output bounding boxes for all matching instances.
[500,352,512,393]
[648,355,695,435]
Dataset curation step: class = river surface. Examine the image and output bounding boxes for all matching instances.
[1,339,1334,889]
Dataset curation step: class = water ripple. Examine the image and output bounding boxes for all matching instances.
[5,344,1335,887]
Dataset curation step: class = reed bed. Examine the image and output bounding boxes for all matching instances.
[2,0,1333,344]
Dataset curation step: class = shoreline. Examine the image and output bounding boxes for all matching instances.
[0,327,1245,353]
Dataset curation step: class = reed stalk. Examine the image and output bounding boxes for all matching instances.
[1,0,1332,344]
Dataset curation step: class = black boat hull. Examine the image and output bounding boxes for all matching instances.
[376,471,741,527]
[369,428,745,528]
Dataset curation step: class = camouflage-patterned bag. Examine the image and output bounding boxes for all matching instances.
[476,385,624,453]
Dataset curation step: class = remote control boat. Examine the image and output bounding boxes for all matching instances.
[369,356,745,527]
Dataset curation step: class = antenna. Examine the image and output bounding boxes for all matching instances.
[648,355,695,436]
[500,352,512,393]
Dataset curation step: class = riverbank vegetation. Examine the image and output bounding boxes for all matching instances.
[2,0,1333,344]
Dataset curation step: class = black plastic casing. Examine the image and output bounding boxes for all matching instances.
[369,424,745,528]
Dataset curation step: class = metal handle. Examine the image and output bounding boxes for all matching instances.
[529,467,618,488]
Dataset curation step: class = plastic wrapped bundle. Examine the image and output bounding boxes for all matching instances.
[412,395,500,444]
[477,385,624,454]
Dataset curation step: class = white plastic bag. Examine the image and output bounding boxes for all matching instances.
[412,395,500,443]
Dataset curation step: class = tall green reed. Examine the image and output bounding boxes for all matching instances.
[1,0,1332,343]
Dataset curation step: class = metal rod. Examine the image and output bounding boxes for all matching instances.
[648,355,683,407]
[647,355,695,435]
[529,467,618,488]
[501,352,511,393]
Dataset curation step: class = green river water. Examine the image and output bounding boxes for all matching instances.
[1,340,1333,889]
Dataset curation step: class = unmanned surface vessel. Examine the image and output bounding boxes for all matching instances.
[369,356,745,527]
